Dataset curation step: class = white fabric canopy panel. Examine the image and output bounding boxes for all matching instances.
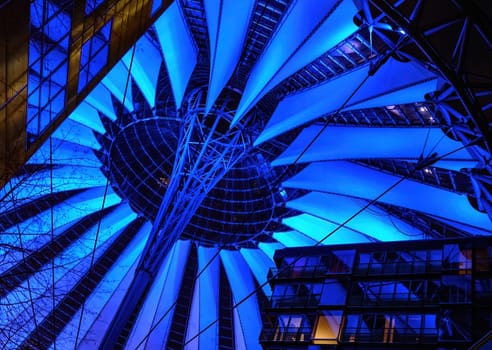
[233,0,359,126]
[273,125,476,171]
[255,58,438,145]
[283,161,492,232]
[286,192,425,242]
[2,0,490,348]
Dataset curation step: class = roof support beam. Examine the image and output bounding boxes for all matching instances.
[369,0,492,154]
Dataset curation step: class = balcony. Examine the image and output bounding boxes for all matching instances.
[341,328,438,344]
[269,294,321,309]
[260,327,312,343]
[355,260,442,276]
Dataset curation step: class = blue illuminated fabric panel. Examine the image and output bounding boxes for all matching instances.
[2,0,490,348]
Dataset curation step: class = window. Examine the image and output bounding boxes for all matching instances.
[320,279,348,305]
[441,275,471,304]
[475,277,492,301]
[443,244,472,273]
[324,250,355,274]
[438,310,471,342]
[78,20,112,92]
[474,246,492,272]
[349,279,440,306]
[272,314,313,342]
[313,310,343,344]
[85,0,105,15]
[341,313,438,344]
[27,0,72,143]
[356,249,442,275]
[271,283,322,308]
[151,0,163,16]
[282,256,321,278]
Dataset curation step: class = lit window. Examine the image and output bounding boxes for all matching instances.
[313,310,342,344]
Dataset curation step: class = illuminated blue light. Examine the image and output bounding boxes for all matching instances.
[28,44,67,82]
[270,0,358,88]
[2,188,121,245]
[29,41,41,70]
[430,216,492,236]
[286,192,424,241]
[122,34,160,108]
[28,75,51,109]
[431,160,478,171]
[282,213,372,244]
[240,248,275,296]
[126,240,191,348]
[154,2,197,108]
[0,167,109,213]
[273,125,474,169]
[27,72,67,136]
[61,204,136,260]
[102,61,134,112]
[196,247,220,348]
[69,102,106,133]
[52,118,102,149]
[28,0,71,142]
[2,206,135,346]
[30,0,71,46]
[47,58,68,88]
[273,230,317,247]
[204,0,255,113]
[258,242,284,261]
[0,286,36,339]
[86,84,118,120]
[233,308,247,350]
[255,58,437,145]
[233,0,358,126]
[319,283,347,306]
[186,278,200,349]
[28,140,102,167]
[57,222,151,349]
[220,250,263,350]
[283,161,492,231]
[8,0,489,346]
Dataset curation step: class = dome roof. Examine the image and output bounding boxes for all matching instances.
[1,0,491,348]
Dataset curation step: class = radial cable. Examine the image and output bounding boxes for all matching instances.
[132,40,407,348]
[183,137,480,346]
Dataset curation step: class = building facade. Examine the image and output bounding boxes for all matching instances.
[261,238,492,349]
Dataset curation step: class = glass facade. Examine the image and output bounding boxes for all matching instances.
[27,0,72,142]
[23,0,170,147]
[260,237,492,349]
[78,20,112,92]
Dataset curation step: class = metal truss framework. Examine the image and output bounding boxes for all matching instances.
[329,0,492,224]
[0,0,491,347]
[364,0,492,215]
[101,87,251,348]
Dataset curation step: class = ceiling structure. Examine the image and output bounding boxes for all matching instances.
[0,0,491,349]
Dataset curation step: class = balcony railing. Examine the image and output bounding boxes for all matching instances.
[268,265,329,280]
[260,327,312,343]
[341,328,438,344]
[268,294,321,309]
[355,260,442,276]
